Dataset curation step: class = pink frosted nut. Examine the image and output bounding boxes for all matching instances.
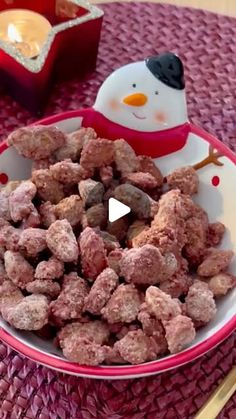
[0,243,4,258]
[31,158,54,172]
[104,346,126,364]
[78,179,104,207]
[114,184,151,220]
[184,216,208,266]
[166,166,199,195]
[120,245,177,285]
[54,195,83,227]
[0,280,23,311]
[99,166,113,187]
[97,231,120,253]
[0,189,11,220]
[189,202,209,225]
[163,252,178,279]
[107,249,123,274]
[197,248,234,277]
[137,304,168,355]
[107,322,124,335]
[124,172,159,191]
[101,284,141,324]
[22,206,41,229]
[150,210,183,250]
[114,330,157,364]
[58,320,109,348]
[207,222,226,246]
[64,270,86,285]
[39,202,56,228]
[126,220,148,247]
[107,216,129,242]
[2,294,49,330]
[0,245,4,259]
[3,181,21,194]
[46,219,79,262]
[1,184,22,221]
[35,257,64,280]
[152,189,194,231]
[4,251,34,288]
[159,272,193,298]
[208,273,236,297]
[185,280,216,324]
[0,260,7,284]
[50,159,93,184]
[55,127,97,161]
[32,169,64,204]
[178,255,189,272]
[0,224,21,251]
[84,268,119,315]
[114,139,139,176]
[9,181,36,222]
[103,180,119,202]
[82,204,107,230]
[132,225,178,255]
[79,227,107,280]
[164,315,196,354]
[145,286,181,321]
[115,323,140,340]
[138,303,163,333]
[7,125,66,160]
[19,228,47,257]
[80,138,114,169]
[149,199,159,216]
[26,280,61,299]
[62,335,107,365]
[137,155,163,186]
[0,218,11,229]
[50,273,89,320]
[149,198,159,219]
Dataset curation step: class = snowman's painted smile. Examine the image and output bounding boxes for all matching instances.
[132,112,147,120]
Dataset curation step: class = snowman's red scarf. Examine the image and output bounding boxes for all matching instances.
[81,108,190,158]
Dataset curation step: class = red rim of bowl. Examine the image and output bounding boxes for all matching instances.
[0,316,235,377]
[0,110,235,378]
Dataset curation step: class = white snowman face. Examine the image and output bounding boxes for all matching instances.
[94,61,188,132]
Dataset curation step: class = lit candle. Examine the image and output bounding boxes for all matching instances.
[0,9,52,58]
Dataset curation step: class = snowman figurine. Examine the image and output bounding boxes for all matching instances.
[80,52,190,157]
[74,55,236,271]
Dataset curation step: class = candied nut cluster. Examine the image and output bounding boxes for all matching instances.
[7,125,66,160]
[120,245,177,285]
[0,124,234,366]
[166,166,199,195]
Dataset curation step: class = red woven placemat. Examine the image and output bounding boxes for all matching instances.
[0,2,236,418]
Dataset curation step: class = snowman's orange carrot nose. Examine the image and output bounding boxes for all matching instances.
[123,93,147,107]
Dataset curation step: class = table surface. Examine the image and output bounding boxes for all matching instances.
[92,0,236,17]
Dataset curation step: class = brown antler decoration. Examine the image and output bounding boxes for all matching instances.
[193,145,224,171]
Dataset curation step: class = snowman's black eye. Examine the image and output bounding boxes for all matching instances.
[132,83,136,88]
[155,91,159,95]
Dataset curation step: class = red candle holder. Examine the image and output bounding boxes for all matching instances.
[0,0,104,114]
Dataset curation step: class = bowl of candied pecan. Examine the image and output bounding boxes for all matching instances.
[0,110,235,379]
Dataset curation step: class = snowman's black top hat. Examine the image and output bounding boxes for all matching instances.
[145,52,185,90]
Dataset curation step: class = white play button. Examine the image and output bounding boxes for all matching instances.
[108,198,131,222]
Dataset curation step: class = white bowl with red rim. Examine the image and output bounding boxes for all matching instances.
[0,109,235,379]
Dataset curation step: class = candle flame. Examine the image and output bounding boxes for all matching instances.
[7,23,22,43]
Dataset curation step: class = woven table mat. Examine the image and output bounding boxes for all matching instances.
[0,2,236,418]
